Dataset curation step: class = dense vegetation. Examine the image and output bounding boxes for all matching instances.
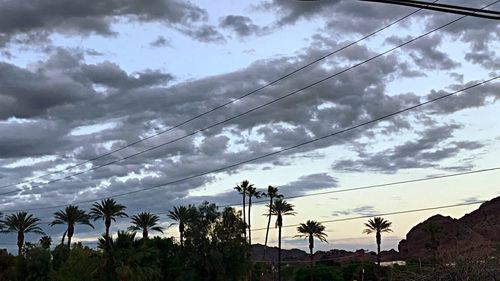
[0,181,498,280]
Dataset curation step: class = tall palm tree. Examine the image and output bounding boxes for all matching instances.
[167,205,194,247]
[246,184,262,245]
[262,185,283,259]
[234,180,252,240]
[363,217,392,266]
[295,220,328,269]
[269,199,295,281]
[128,212,164,239]
[50,205,94,248]
[90,198,128,243]
[0,212,45,255]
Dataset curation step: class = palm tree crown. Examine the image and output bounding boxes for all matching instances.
[0,212,45,255]
[167,205,194,247]
[363,217,392,265]
[90,198,128,239]
[50,205,94,247]
[128,212,164,239]
[295,220,327,266]
[269,199,296,227]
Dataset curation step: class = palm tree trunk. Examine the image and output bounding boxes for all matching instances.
[61,230,67,245]
[376,231,381,266]
[278,224,282,281]
[263,196,273,260]
[143,228,148,239]
[242,192,246,241]
[17,231,24,256]
[180,223,184,247]
[67,224,74,248]
[248,196,252,245]
[105,217,111,239]
[309,235,315,281]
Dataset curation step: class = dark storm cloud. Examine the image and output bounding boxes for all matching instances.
[332,124,484,173]
[219,15,263,37]
[0,0,223,47]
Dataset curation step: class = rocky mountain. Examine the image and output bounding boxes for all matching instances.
[399,196,500,260]
[251,196,499,264]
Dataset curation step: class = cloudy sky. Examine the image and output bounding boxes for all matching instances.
[0,0,499,254]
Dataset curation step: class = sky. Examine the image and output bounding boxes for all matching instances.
[0,0,499,254]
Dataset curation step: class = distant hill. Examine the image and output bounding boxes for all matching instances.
[399,196,500,260]
[252,196,500,263]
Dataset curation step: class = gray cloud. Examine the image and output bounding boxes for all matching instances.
[150,35,172,48]
[219,15,264,37]
[0,0,224,47]
[332,124,484,173]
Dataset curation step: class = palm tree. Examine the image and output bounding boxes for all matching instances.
[39,235,52,249]
[50,205,94,248]
[0,212,45,255]
[234,180,252,240]
[262,185,283,259]
[167,205,194,247]
[90,198,128,244]
[128,212,164,239]
[269,199,295,281]
[246,184,262,245]
[363,217,392,266]
[295,220,328,269]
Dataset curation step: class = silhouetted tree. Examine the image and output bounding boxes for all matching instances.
[0,212,45,255]
[90,198,128,245]
[50,205,94,248]
[246,184,262,245]
[363,217,392,266]
[234,180,252,240]
[167,205,194,247]
[262,185,283,259]
[128,212,164,239]
[269,199,295,281]
[295,220,328,269]
[39,235,52,249]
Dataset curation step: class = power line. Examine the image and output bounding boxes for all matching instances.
[214,166,500,209]
[2,200,487,249]
[361,0,500,20]
[1,72,498,213]
[2,0,498,211]
[251,200,486,231]
[0,3,487,198]
[2,75,499,211]
[0,2,435,192]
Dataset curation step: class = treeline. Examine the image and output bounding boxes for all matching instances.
[0,202,250,281]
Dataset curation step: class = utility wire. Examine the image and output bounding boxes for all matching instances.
[1,0,498,210]
[0,1,436,192]
[2,200,487,248]
[361,0,500,20]
[1,73,498,214]
[251,200,486,231]
[213,166,500,209]
[0,1,482,197]
[15,165,499,226]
